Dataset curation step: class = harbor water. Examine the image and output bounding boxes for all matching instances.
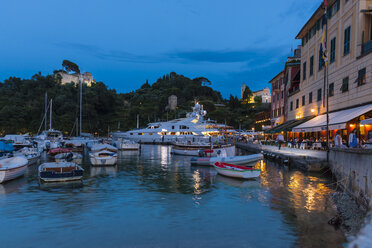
[0,145,346,247]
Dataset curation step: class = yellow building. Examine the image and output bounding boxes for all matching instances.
[288,0,372,123]
[241,84,271,103]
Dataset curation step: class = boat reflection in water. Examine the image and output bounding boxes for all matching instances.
[90,165,118,177]
[0,176,27,195]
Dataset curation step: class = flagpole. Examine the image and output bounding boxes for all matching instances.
[323,1,330,164]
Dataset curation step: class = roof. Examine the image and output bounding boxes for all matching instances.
[292,104,372,132]
[268,70,285,84]
[295,0,338,39]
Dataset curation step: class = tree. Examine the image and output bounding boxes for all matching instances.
[193,77,211,86]
[62,60,80,74]
[242,86,253,100]
[254,95,262,103]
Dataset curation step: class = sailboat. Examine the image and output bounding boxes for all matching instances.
[35,95,63,150]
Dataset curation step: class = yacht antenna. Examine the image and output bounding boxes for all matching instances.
[49,99,52,130]
[44,92,47,131]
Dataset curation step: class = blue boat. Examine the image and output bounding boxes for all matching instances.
[38,162,84,182]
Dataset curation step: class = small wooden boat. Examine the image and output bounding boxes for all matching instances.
[213,162,261,179]
[89,150,117,166]
[55,152,83,164]
[39,162,84,182]
[191,153,263,166]
[48,148,71,156]
[0,156,28,183]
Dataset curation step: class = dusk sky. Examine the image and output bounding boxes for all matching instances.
[1,0,320,98]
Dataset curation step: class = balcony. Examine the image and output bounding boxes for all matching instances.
[288,83,300,96]
[362,40,372,56]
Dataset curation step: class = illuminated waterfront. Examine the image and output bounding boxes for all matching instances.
[0,145,346,247]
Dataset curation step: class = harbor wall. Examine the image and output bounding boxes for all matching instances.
[329,148,372,209]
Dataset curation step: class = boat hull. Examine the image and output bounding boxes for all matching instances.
[38,163,84,182]
[213,162,261,179]
[0,164,28,183]
[191,154,263,166]
[89,156,117,166]
[172,145,235,157]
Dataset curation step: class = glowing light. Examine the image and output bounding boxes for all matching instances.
[311,109,315,113]
[349,124,354,128]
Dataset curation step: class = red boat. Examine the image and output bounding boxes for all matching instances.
[48,148,71,156]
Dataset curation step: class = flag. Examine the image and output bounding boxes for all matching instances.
[323,0,328,7]
[319,7,328,67]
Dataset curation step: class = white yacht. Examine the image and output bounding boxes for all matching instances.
[34,129,64,150]
[115,103,235,144]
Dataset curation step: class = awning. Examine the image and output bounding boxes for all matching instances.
[361,118,372,125]
[265,120,297,134]
[292,104,372,132]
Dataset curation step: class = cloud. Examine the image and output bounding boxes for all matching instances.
[56,42,163,64]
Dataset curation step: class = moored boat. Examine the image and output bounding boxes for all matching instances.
[89,150,118,166]
[38,162,84,182]
[13,147,41,165]
[213,162,261,179]
[48,148,71,156]
[172,144,235,157]
[0,156,29,183]
[112,139,140,150]
[191,153,263,166]
[55,152,83,164]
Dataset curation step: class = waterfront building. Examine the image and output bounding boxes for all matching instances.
[269,71,285,127]
[287,0,372,142]
[54,71,95,86]
[241,84,271,103]
[254,111,271,131]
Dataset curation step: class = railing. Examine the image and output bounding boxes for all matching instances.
[362,40,372,56]
[288,84,300,96]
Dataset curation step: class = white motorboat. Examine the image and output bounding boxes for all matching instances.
[89,150,118,166]
[55,152,83,164]
[13,147,41,165]
[171,144,236,157]
[191,153,263,166]
[2,134,33,150]
[112,138,140,150]
[213,162,261,179]
[39,162,84,182]
[0,156,28,183]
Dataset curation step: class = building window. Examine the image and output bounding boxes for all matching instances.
[344,26,351,55]
[277,94,279,101]
[303,62,307,80]
[319,46,324,71]
[310,56,314,76]
[329,83,334,97]
[356,68,366,86]
[317,88,322,102]
[316,19,321,31]
[302,95,305,106]
[282,107,285,115]
[341,77,349,92]
[278,108,281,116]
[290,101,293,111]
[309,92,313,104]
[296,99,299,109]
[281,91,284,99]
[328,0,340,19]
[330,37,336,63]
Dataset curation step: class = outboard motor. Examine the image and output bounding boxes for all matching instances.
[66,152,73,162]
[198,150,204,157]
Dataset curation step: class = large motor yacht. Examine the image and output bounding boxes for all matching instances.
[114,103,234,144]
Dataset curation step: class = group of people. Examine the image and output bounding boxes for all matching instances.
[275,129,367,150]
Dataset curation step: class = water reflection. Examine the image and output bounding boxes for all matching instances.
[0,145,346,248]
[90,165,118,177]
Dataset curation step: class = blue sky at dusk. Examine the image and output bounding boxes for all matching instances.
[0,0,320,98]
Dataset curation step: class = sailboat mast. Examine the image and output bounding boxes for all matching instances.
[49,99,52,130]
[79,76,82,136]
[44,92,47,131]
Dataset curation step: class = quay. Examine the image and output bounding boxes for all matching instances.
[236,142,327,172]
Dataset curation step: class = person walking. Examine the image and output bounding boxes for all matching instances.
[276,133,284,150]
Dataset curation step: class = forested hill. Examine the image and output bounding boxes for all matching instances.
[0,71,269,135]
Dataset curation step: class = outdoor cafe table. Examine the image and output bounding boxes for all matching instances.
[312,142,322,149]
